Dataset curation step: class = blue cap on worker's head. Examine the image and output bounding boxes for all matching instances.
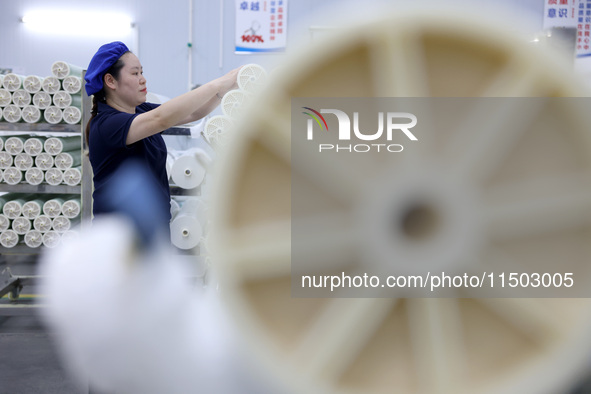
[84,41,130,96]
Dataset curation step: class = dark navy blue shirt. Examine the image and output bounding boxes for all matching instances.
[89,101,171,223]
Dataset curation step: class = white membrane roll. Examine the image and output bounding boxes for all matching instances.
[3,167,22,185]
[62,167,81,186]
[35,153,54,170]
[44,137,79,154]
[3,104,22,123]
[43,106,63,124]
[0,89,11,107]
[170,198,181,220]
[22,199,44,219]
[2,73,23,92]
[52,91,72,108]
[42,230,60,248]
[4,137,24,154]
[12,89,31,107]
[24,138,44,156]
[0,214,9,232]
[170,197,207,250]
[54,152,81,169]
[44,168,63,186]
[237,63,267,93]
[24,230,43,248]
[14,153,33,171]
[0,152,13,169]
[62,76,81,94]
[21,105,41,123]
[33,215,52,232]
[63,106,81,124]
[52,216,71,233]
[33,92,52,109]
[2,198,25,219]
[0,230,19,248]
[25,168,44,185]
[43,198,64,218]
[60,230,79,245]
[23,75,44,94]
[61,199,80,219]
[0,136,3,151]
[51,62,83,79]
[12,217,31,235]
[203,115,234,148]
[170,149,207,189]
[41,76,61,94]
[221,89,251,118]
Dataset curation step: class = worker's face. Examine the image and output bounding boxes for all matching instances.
[112,52,147,106]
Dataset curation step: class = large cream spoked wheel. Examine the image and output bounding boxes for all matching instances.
[211,8,591,394]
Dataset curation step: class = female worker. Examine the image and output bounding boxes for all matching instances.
[84,41,239,239]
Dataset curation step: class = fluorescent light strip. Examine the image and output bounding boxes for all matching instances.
[21,10,133,36]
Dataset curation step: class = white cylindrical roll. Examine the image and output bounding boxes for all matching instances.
[61,199,81,219]
[24,230,43,248]
[203,115,234,148]
[51,62,83,79]
[43,198,64,218]
[221,89,251,118]
[170,198,181,220]
[12,217,31,235]
[12,89,31,107]
[23,75,44,94]
[0,152,13,169]
[43,106,63,124]
[33,215,52,232]
[14,153,34,171]
[62,167,81,186]
[0,230,19,248]
[237,64,267,93]
[3,104,22,123]
[25,167,44,185]
[35,153,54,170]
[52,216,71,233]
[54,152,81,169]
[22,199,44,219]
[33,91,52,109]
[52,91,72,108]
[2,73,23,92]
[44,137,79,154]
[63,106,81,124]
[169,150,207,189]
[170,197,207,250]
[24,138,44,156]
[4,137,24,154]
[0,214,9,232]
[44,168,63,186]
[2,199,25,219]
[0,89,11,107]
[3,167,22,185]
[42,230,61,248]
[21,105,41,123]
[62,76,81,94]
[41,76,61,94]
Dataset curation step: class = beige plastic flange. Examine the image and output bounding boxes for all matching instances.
[211,7,591,394]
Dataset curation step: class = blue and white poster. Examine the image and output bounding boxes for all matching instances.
[235,1,288,54]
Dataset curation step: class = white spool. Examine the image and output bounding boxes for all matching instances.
[43,198,64,218]
[25,168,44,186]
[35,153,54,170]
[44,137,79,154]
[3,167,22,185]
[4,137,24,155]
[0,89,11,107]
[52,216,71,233]
[12,217,31,235]
[14,153,34,171]
[24,138,44,156]
[33,215,52,232]
[63,106,82,124]
[170,198,207,250]
[0,214,9,232]
[3,104,22,123]
[2,73,23,92]
[54,152,81,169]
[42,230,61,248]
[0,230,19,248]
[21,105,41,123]
[52,91,72,108]
[24,230,43,248]
[0,152,13,169]
[203,115,235,148]
[63,167,82,186]
[62,76,82,94]
[12,89,31,107]
[221,89,251,118]
[2,199,25,219]
[237,64,267,93]
[23,75,44,94]
[41,76,61,94]
[169,149,207,189]
[61,199,81,219]
[22,199,44,219]
[43,106,63,124]
[51,62,83,79]
[44,168,64,186]
[33,91,52,109]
